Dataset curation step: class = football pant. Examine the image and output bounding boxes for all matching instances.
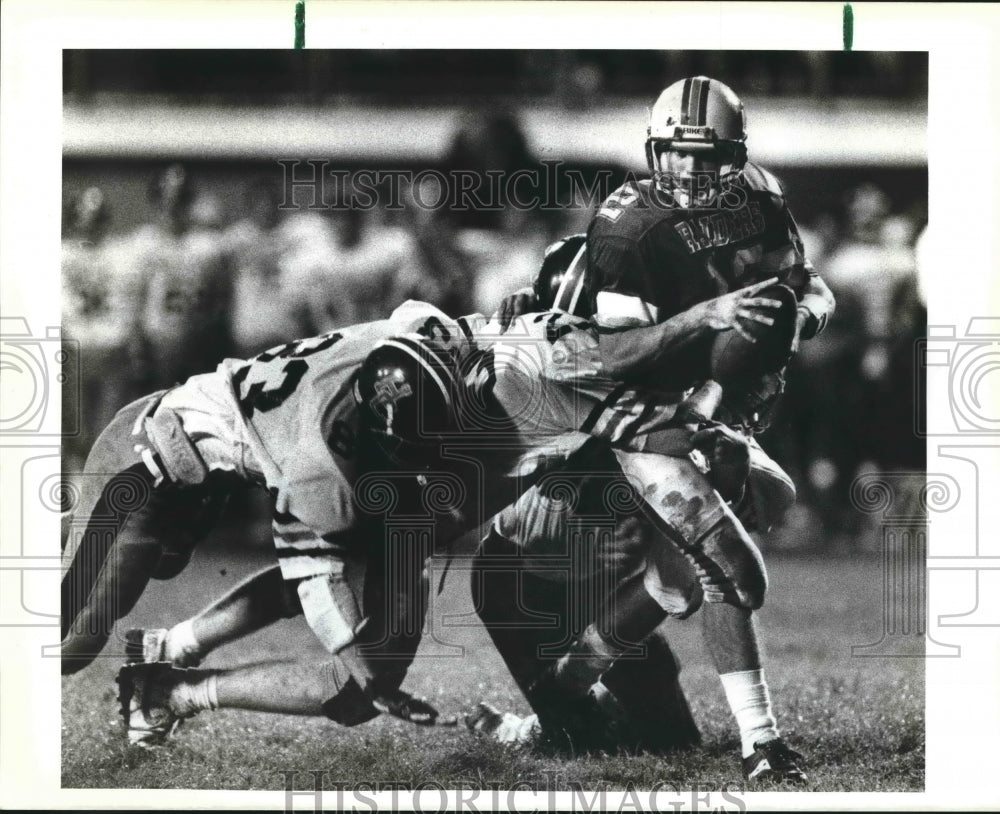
[60,392,232,674]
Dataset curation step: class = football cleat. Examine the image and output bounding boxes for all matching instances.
[742,737,808,784]
[370,687,450,727]
[465,701,504,734]
[115,662,185,748]
[125,628,168,664]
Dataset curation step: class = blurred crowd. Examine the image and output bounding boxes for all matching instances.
[65,50,927,107]
[62,117,926,552]
[772,185,927,550]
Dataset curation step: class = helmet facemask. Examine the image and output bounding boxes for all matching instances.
[647,135,746,210]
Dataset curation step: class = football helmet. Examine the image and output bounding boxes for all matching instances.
[532,233,594,318]
[645,76,748,208]
[354,335,460,469]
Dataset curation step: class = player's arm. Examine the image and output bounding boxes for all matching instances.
[596,278,785,380]
[766,185,836,349]
[794,271,835,348]
[486,315,691,450]
[272,514,367,654]
[275,518,444,725]
[488,326,747,475]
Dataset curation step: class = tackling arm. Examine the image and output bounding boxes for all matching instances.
[596,277,785,381]
[487,314,729,456]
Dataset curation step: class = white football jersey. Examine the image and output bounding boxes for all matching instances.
[219,300,455,579]
[444,311,682,475]
[164,301,682,581]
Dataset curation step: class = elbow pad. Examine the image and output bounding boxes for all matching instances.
[798,292,833,339]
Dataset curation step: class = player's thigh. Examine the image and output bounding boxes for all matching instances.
[613,449,767,609]
[494,444,648,582]
[61,393,164,625]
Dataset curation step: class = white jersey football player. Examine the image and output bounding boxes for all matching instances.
[64,297,761,746]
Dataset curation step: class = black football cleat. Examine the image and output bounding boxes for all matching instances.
[742,737,808,784]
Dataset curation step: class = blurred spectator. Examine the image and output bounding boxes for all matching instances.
[795,212,838,268]
[223,179,316,356]
[443,111,551,315]
[778,183,922,549]
[128,164,232,388]
[289,173,443,331]
[61,187,148,471]
[66,51,929,105]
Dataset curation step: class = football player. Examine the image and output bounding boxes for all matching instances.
[62,300,461,743]
[488,77,835,783]
[64,294,767,745]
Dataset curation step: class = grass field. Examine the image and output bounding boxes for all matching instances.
[62,531,924,793]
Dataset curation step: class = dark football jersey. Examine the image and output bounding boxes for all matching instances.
[587,162,815,324]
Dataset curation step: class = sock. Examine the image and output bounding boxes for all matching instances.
[719,669,779,757]
[169,672,219,717]
[164,619,202,666]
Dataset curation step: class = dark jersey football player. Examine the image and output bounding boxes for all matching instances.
[493,77,834,783]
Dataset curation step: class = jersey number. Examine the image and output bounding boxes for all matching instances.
[234,332,343,418]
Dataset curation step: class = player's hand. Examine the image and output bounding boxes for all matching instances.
[700,277,783,342]
[494,287,537,332]
[372,688,457,727]
[691,424,751,503]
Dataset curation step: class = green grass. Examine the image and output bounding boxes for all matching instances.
[62,539,924,792]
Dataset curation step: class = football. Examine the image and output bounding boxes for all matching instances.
[710,283,799,386]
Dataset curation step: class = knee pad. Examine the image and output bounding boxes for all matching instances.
[744,438,797,533]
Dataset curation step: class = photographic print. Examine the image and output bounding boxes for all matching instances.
[58,45,926,793]
[2,2,998,812]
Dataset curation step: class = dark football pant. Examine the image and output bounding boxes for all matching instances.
[472,515,701,754]
[60,392,230,674]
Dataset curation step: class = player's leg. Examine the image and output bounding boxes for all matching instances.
[128,565,300,667]
[62,390,237,673]
[585,449,804,780]
[470,446,701,753]
[61,393,175,674]
[116,656,378,747]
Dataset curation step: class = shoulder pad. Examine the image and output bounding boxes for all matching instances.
[743,162,785,200]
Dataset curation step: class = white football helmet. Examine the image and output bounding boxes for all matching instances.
[645,76,748,207]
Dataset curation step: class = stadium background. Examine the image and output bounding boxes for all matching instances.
[62,49,927,551]
[61,50,927,790]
